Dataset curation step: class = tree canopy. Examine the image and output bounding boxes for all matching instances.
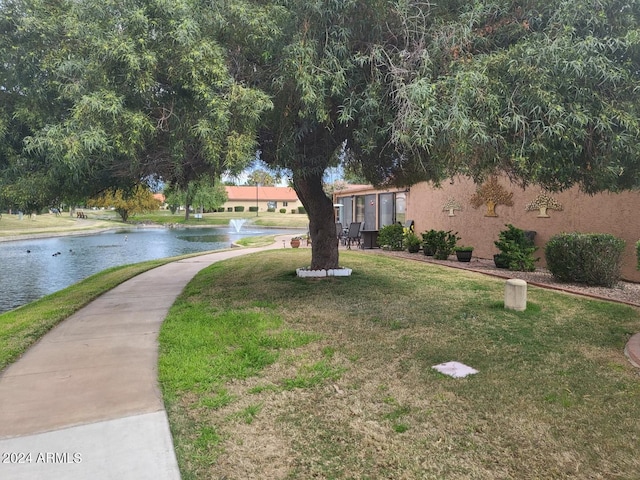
[242,0,640,193]
[0,0,270,206]
[240,0,640,268]
[87,184,159,222]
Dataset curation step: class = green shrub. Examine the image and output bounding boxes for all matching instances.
[494,224,538,271]
[267,207,276,212]
[545,233,625,287]
[217,207,224,212]
[234,206,245,212]
[279,208,287,214]
[297,206,306,214]
[291,209,297,214]
[421,229,459,259]
[248,206,258,212]
[227,207,233,212]
[403,231,422,253]
[378,224,405,251]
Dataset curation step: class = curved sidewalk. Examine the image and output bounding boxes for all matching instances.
[0,239,291,480]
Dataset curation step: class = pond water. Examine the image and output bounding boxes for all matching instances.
[0,225,298,313]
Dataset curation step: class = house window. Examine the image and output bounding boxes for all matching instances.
[379,193,394,227]
[364,194,376,230]
[337,196,352,225]
[283,201,288,207]
[395,192,406,225]
[355,196,365,223]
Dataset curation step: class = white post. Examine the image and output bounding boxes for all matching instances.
[505,279,527,311]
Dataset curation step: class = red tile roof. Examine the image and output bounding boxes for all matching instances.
[226,186,299,201]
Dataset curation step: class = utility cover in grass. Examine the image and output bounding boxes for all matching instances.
[432,361,478,378]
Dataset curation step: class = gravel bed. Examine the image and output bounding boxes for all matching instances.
[368,250,640,307]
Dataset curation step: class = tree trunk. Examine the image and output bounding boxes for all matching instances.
[118,208,129,222]
[293,171,339,270]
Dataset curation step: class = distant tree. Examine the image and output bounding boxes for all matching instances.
[342,168,369,186]
[88,185,159,222]
[163,187,184,215]
[323,180,350,197]
[164,179,227,219]
[192,180,228,214]
[0,173,51,216]
[246,169,276,186]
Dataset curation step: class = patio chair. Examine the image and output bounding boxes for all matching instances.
[345,222,362,249]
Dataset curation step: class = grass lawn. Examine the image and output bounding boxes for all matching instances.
[0,210,309,238]
[159,250,640,480]
[0,253,211,371]
[0,211,115,237]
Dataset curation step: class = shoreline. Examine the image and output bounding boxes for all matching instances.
[0,222,306,244]
[0,227,123,243]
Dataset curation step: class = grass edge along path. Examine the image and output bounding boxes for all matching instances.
[0,250,225,372]
[159,249,640,480]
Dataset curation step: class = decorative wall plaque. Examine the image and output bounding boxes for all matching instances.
[470,177,514,217]
[442,197,463,216]
[525,192,563,218]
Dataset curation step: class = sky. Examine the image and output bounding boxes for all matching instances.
[223,161,343,187]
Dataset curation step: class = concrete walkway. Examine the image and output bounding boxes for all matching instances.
[0,239,292,480]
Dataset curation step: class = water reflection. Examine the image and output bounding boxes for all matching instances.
[0,226,295,313]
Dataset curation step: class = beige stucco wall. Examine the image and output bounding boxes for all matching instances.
[407,176,640,282]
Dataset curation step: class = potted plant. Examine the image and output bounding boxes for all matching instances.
[435,231,460,260]
[421,229,439,256]
[454,246,474,262]
[290,236,303,248]
[404,231,422,253]
[421,230,460,259]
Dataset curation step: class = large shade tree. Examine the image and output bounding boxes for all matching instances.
[228,0,640,270]
[0,0,270,206]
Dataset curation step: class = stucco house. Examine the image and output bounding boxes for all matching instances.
[334,176,640,282]
[224,186,301,213]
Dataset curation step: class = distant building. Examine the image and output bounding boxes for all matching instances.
[224,186,301,213]
[152,193,167,209]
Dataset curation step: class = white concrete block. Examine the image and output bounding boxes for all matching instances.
[505,279,527,311]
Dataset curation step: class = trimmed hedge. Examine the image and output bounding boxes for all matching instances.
[297,206,306,214]
[234,206,245,212]
[279,208,287,214]
[545,233,625,287]
[248,206,258,212]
